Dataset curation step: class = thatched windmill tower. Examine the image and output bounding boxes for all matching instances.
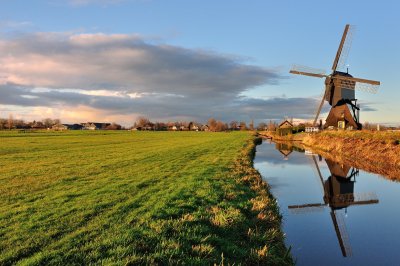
[290,24,380,129]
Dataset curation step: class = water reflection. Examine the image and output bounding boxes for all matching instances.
[288,154,379,257]
[254,140,400,265]
[275,142,304,160]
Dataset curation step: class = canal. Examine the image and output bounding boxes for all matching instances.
[254,140,400,265]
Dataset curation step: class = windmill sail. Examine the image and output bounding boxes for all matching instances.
[336,25,355,71]
[331,210,353,257]
[313,87,329,126]
[290,64,327,78]
[332,24,351,71]
[337,76,380,93]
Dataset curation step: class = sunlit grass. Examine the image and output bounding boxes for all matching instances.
[0,131,291,265]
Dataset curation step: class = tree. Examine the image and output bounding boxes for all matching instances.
[239,121,247,131]
[136,116,150,128]
[215,121,227,132]
[257,122,267,131]
[208,118,217,132]
[53,119,61,125]
[267,120,277,131]
[229,121,238,130]
[249,120,254,131]
[0,118,6,130]
[42,118,54,129]
[106,122,122,130]
[7,114,14,130]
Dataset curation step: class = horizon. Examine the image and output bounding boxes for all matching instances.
[1,0,399,126]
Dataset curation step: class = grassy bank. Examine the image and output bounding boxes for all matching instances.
[302,130,400,180]
[0,131,291,265]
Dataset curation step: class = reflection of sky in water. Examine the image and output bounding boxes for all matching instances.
[254,141,400,266]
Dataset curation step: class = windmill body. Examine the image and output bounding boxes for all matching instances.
[290,24,380,129]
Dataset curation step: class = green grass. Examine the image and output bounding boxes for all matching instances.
[0,131,291,265]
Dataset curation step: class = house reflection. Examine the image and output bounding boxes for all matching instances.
[275,142,304,160]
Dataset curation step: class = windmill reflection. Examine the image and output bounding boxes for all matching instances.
[276,145,379,257]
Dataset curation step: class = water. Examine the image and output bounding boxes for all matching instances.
[254,140,400,265]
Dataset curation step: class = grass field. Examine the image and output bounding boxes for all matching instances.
[0,131,291,265]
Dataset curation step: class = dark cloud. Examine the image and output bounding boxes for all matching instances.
[1,32,374,123]
[0,83,328,122]
[0,33,280,101]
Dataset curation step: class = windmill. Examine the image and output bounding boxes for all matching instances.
[290,24,380,129]
[288,156,379,257]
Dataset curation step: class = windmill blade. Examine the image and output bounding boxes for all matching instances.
[351,192,379,206]
[313,87,329,126]
[311,155,325,189]
[331,210,353,257]
[290,64,327,78]
[288,203,326,214]
[336,76,380,93]
[307,155,325,194]
[336,25,356,71]
[332,24,351,71]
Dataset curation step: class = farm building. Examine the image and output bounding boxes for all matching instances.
[276,120,293,136]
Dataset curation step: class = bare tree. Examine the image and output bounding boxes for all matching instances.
[239,121,247,131]
[229,121,238,130]
[257,122,267,131]
[0,118,6,130]
[208,118,217,132]
[42,118,54,129]
[7,114,14,130]
[136,116,150,128]
[249,120,254,131]
[106,122,122,130]
[215,121,227,132]
[53,119,61,125]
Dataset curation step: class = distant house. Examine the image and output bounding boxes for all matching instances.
[171,125,178,131]
[52,124,68,131]
[305,127,320,133]
[201,125,210,131]
[189,122,200,131]
[276,120,293,136]
[30,121,45,129]
[82,122,111,130]
[67,124,84,130]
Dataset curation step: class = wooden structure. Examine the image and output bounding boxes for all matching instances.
[290,24,380,130]
[276,120,293,136]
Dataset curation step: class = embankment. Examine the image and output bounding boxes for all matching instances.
[231,135,293,265]
[302,131,400,180]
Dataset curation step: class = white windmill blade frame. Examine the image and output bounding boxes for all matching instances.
[290,64,327,77]
[353,192,379,203]
[333,210,353,257]
[336,25,356,72]
[339,79,380,94]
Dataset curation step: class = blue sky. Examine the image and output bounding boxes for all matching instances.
[0,0,398,125]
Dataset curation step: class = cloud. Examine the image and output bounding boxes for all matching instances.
[0,83,323,123]
[0,32,326,124]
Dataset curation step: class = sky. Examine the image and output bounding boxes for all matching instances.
[0,0,399,126]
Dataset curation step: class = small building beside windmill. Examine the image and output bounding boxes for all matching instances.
[276,120,293,136]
